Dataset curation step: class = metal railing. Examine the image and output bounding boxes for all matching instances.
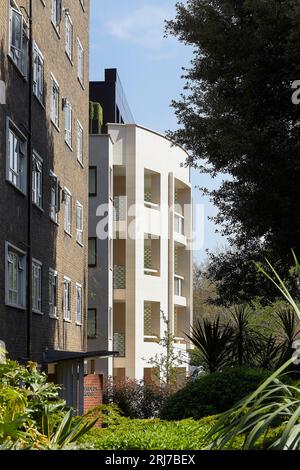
[113,332,125,357]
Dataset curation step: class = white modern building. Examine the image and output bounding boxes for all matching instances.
[88,121,193,384]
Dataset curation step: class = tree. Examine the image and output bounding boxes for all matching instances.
[145,311,187,387]
[166,0,300,303]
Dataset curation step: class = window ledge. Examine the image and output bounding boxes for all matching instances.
[76,322,83,326]
[65,51,74,66]
[65,140,73,152]
[63,318,71,323]
[77,159,84,168]
[6,303,26,311]
[64,230,72,238]
[50,216,59,226]
[33,93,45,109]
[6,179,26,197]
[7,54,27,82]
[33,202,44,213]
[33,309,43,316]
[51,22,61,39]
[78,77,85,90]
[51,119,60,132]
[49,314,58,320]
[76,240,84,248]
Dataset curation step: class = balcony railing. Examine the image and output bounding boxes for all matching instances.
[174,274,184,297]
[114,196,127,221]
[113,332,125,357]
[113,265,126,289]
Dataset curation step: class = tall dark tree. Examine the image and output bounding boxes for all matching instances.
[166,0,300,304]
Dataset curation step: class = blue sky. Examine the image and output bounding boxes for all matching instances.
[90,0,228,263]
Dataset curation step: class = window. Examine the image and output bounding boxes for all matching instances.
[50,171,60,222]
[7,120,26,193]
[88,309,97,339]
[89,166,97,196]
[33,43,44,103]
[76,202,83,245]
[65,14,73,60]
[50,75,59,127]
[6,243,26,308]
[88,238,96,267]
[64,188,72,234]
[51,0,62,30]
[63,277,71,321]
[77,38,84,84]
[32,260,42,313]
[77,121,83,164]
[76,284,82,324]
[64,100,72,147]
[9,2,28,76]
[49,269,57,318]
[32,152,43,208]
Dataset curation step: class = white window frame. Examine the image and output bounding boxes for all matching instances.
[32,259,42,314]
[6,118,27,194]
[33,42,44,104]
[77,120,83,165]
[75,283,82,325]
[64,188,72,235]
[63,276,71,321]
[49,170,60,222]
[77,38,84,85]
[50,74,59,129]
[76,201,83,246]
[65,13,73,60]
[5,242,26,309]
[51,0,62,30]
[49,268,58,318]
[64,100,72,148]
[9,2,28,76]
[32,151,43,209]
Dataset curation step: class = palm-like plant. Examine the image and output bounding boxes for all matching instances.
[187,317,233,373]
[206,252,300,450]
[275,308,300,366]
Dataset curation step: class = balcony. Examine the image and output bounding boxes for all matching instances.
[144,237,160,277]
[113,332,125,357]
[114,196,127,237]
[174,274,187,306]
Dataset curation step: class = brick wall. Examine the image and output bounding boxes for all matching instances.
[83,374,103,414]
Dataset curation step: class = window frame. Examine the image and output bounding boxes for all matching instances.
[49,170,60,222]
[51,0,62,31]
[32,151,43,209]
[77,37,84,85]
[75,283,82,325]
[88,237,97,267]
[63,276,71,322]
[32,258,42,314]
[6,118,27,194]
[33,42,44,104]
[9,2,29,77]
[5,241,26,310]
[49,268,58,319]
[65,13,73,61]
[76,201,83,246]
[77,120,83,165]
[87,308,97,339]
[89,166,97,197]
[64,187,72,236]
[64,100,72,149]
[50,73,59,129]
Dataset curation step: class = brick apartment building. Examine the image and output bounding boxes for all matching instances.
[0,0,107,412]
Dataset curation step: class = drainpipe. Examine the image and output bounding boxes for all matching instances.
[26,0,33,361]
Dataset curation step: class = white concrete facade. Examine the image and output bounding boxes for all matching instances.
[88,124,193,383]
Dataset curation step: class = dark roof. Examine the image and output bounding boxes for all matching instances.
[44,349,117,364]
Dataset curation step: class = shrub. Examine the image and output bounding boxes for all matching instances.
[103,378,172,419]
[160,367,270,420]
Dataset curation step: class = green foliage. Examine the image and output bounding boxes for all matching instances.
[206,254,300,450]
[160,367,269,421]
[166,0,300,304]
[103,378,171,419]
[89,101,103,134]
[0,356,95,450]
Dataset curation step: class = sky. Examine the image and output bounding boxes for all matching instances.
[89,0,228,263]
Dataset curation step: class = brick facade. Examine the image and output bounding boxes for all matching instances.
[83,374,103,414]
[0,0,89,362]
